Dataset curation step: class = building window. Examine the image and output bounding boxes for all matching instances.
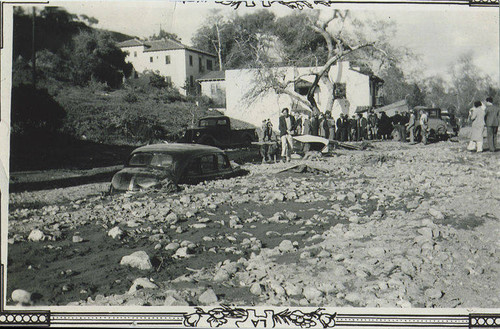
[207,59,213,71]
[150,57,153,63]
[189,55,193,66]
[199,57,203,72]
[333,83,346,99]
[134,51,137,57]
[190,75,194,87]
[165,55,170,64]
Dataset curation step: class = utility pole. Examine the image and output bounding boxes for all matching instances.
[32,7,36,89]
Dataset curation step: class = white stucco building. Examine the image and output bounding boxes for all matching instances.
[118,39,217,95]
[198,62,383,128]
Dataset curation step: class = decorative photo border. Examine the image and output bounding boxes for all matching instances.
[0,0,499,328]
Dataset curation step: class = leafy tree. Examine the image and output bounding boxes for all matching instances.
[70,30,133,88]
[448,53,493,118]
[11,84,66,134]
[149,28,181,41]
[192,10,276,69]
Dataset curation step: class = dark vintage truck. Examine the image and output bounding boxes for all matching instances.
[177,116,258,148]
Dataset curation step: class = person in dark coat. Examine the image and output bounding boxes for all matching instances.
[341,113,350,142]
[336,115,343,140]
[358,113,368,141]
[378,111,392,140]
[310,113,319,136]
[484,97,500,152]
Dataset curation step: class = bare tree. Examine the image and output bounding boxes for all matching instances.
[244,10,389,115]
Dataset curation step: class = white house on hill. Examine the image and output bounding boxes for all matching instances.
[198,62,383,128]
[118,38,217,95]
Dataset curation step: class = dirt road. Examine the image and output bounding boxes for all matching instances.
[7,141,500,307]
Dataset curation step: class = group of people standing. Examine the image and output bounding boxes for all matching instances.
[467,97,500,153]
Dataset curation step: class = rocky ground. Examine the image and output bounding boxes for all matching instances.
[7,140,500,308]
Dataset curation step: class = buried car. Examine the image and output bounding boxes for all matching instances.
[110,143,247,192]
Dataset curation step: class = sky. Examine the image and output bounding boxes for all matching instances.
[54,1,499,84]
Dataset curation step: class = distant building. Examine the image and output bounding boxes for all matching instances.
[117,38,217,95]
[197,70,226,109]
[198,61,383,127]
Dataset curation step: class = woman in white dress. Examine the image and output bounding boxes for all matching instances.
[468,101,485,152]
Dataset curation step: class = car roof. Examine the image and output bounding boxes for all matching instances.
[199,116,229,120]
[131,143,224,156]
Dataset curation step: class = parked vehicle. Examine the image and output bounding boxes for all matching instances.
[412,107,455,142]
[110,143,247,192]
[177,116,258,148]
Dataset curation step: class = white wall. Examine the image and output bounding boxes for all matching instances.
[225,68,297,129]
[121,46,216,94]
[200,80,226,106]
[224,63,373,127]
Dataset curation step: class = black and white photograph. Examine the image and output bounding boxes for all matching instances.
[0,0,499,327]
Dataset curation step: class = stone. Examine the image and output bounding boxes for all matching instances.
[213,270,230,282]
[72,236,84,243]
[173,247,189,259]
[250,283,262,295]
[198,289,218,305]
[192,223,207,229]
[28,229,45,242]
[108,227,124,239]
[283,283,303,296]
[164,295,189,306]
[120,251,153,270]
[429,208,445,220]
[165,242,180,251]
[318,250,331,258]
[128,277,158,294]
[367,247,385,258]
[166,212,178,224]
[11,289,32,305]
[424,288,443,299]
[303,286,323,300]
[345,292,362,304]
[418,227,433,240]
[278,240,294,253]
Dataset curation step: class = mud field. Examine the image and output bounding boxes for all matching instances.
[7,141,500,308]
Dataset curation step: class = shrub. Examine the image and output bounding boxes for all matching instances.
[123,92,138,103]
[11,84,66,135]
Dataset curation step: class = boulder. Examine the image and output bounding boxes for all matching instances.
[108,227,124,239]
[11,289,32,305]
[198,289,218,305]
[128,277,158,294]
[303,286,323,300]
[278,240,294,253]
[120,251,153,270]
[28,229,45,242]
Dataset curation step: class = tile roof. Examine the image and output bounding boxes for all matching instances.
[117,38,216,57]
[116,39,143,47]
[197,70,225,81]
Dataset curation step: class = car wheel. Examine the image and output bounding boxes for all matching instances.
[437,126,448,141]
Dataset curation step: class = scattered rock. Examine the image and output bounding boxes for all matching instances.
[303,286,323,300]
[72,235,84,243]
[429,208,445,220]
[250,283,262,295]
[108,227,123,239]
[120,251,153,270]
[128,278,158,294]
[11,289,32,305]
[198,289,218,305]
[28,229,45,242]
[278,240,294,253]
[165,242,180,251]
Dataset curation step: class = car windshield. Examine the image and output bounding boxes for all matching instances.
[128,152,174,168]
